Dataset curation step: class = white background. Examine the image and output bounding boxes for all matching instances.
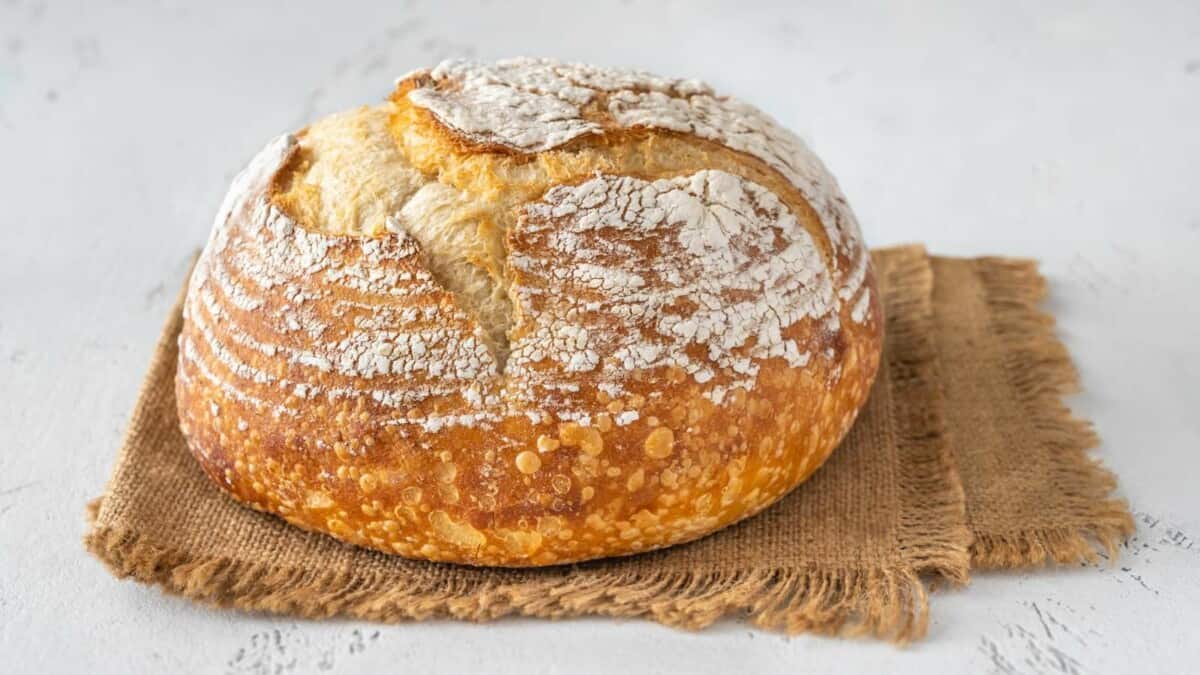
[2,1,1198,673]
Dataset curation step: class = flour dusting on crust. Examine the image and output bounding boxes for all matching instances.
[406,57,869,303]
[508,170,832,411]
[181,136,853,431]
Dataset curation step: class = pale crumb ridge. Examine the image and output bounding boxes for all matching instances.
[275,105,512,358]
[185,135,502,431]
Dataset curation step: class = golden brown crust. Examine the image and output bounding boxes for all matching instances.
[177,59,883,567]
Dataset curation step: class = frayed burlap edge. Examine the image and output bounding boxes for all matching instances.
[883,247,972,593]
[83,246,958,642]
[83,517,933,638]
[967,258,1134,568]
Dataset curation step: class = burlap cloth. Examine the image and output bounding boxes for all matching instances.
[84,245,1133,641]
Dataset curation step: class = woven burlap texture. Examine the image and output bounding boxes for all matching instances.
[929,257,1133,567]
[84,245,1132,642]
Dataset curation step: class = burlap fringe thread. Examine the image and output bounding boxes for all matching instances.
[85,516,933,640]
[967,259,1133,567]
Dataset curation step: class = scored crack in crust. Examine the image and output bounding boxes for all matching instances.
[176,57,883,566]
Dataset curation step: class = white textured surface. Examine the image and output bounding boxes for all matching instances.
[1,1,1198,673]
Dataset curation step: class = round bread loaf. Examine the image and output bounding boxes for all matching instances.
[176,58,883,567]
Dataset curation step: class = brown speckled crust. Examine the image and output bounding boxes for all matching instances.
[176,63,883,567]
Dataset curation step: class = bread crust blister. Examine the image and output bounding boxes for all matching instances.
[177,58,882,566]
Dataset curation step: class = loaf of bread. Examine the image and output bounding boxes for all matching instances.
[176,58,882,567]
